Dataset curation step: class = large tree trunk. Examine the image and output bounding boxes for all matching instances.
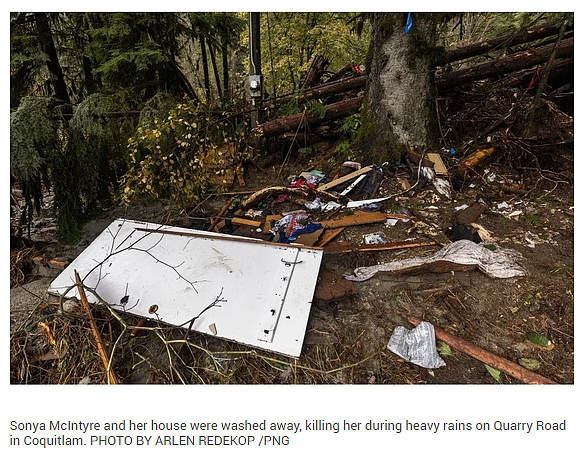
[35,12,70,105]
[363,13,439,155]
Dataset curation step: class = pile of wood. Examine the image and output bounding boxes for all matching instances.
[254,22,573,140]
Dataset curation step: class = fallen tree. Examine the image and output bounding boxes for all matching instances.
[443,22,573,64]
[275,75,366,106]
[256,37,573,138]
[437,37,573,91]
[254,96,363,138]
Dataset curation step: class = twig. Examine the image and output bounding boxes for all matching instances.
[74,270,120,384]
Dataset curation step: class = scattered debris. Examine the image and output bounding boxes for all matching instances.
[427,152,448,176]
[272,213,322,243]
[445,223,482,243]
[304,198,342,213]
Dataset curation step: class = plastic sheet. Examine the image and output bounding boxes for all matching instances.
[346,239,527,281]
[387,321,446,368]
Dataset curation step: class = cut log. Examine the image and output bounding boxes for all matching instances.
[444,23,573,64]
[437,37,573,91]
[452,147,497,188]
[407,316,557,385]
[302,54,329,89]
[254,96,363,138]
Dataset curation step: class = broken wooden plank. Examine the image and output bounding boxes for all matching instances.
[320,211,387,229]
[315,227,345,247]
[302,54,329,89]
[407,316,557,385]
[427,153,448,176]
[236,170,246,187]
[323,240,436,254]
[317,166,374,192]
[293,229,323,247]
[231,217,262,228]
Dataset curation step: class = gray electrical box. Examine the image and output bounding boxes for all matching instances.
[249,74,262,98]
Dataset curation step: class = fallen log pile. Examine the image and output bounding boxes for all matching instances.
[255,24,572,139]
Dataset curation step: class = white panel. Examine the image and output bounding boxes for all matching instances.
[48,219,323,357]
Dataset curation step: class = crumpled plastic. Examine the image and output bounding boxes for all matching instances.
[387,321,446,368]
[346,239,527,281]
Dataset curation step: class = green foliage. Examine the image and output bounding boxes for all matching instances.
[259,12,370,95]
[69,93,133,214]
[521,213,544,226]
[484,364,502,383]
[307,100,327,119]
[10,97,56,223]
[437,341,453,357]
[121,100,248,209]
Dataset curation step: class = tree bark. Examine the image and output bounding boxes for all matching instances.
[34,12,70,105]
[363,13,440,154]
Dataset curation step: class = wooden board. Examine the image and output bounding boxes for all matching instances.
[427,153,449,176]
[232,217,262,228]
[317,166,373,192]
[320,211,387,229]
